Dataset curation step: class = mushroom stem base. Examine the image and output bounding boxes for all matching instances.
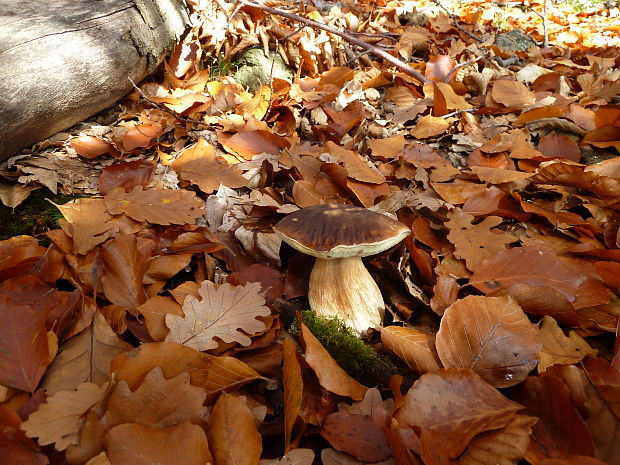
[309,256,384,334]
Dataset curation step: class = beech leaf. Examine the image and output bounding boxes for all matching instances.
[436,295,541,387]
[538,316,597,373]
[104,186,205,225]
[206,393,262,465]
[165,280,271,351]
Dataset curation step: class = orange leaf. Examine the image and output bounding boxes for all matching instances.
[299,320,367,401]
[381,326,442,375]
[104,422,212,465]
[206,393,262,465]
[104,187,205,225]
[411,115,450,139]
[491,81,535,109]
[397,368,523,465]
[283,337,303,452]
[71,136,120,159]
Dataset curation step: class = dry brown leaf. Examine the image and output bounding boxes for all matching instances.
[320,411,392,463]
[431,182,487,204]
[470,247,610,310]
[53,198,117,255]
[109,341,265,402]
[300,320,368,401]
[436,295,541,387]
[283,337,303,452]
[538,316,597,373]
[42,311,133,395]
[172,138,248,194]
[259,449,315,465]
[380,326,442,375]
[22,383,107,450]
[138,295,184,341]
[460,414,537,465]
[446,209,514,272]
[100,367,206,431]
[397,368,523,465]
[165,280,271,351]
[101,233,153,315]
[411,115,450,139]
[206,393,262,465]
[491,81,535,109]
[104,186,205,225]
[104,422,212,465]
[0,180,40,208]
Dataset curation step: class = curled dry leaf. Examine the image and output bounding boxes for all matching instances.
[435,295,541,387]
[380,326,442,375]
[165,280,271,351]
[299,320,368,401]
[22,382,107,450]
[396,368,523,465]
[206,393,262,465]
[104,186,205,225]
[538,315,597,373]
[104,422,212,465]
[460,414,537,465]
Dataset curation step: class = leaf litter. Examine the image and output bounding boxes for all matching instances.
[1,0,620,464]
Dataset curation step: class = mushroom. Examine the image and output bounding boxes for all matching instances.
[273,203,410,334]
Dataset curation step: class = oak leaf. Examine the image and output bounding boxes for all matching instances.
[21,383,107,450]
[100,367,206,430]
[446,209,513,271]
[538,316,597,373]
[165,281,271,351]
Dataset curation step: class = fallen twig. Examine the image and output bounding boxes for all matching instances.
[429,0,483,43]
[444,52,489,83]
[237,0,430,83]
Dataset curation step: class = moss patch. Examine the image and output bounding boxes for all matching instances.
[0,189,79,241]
[293,311,398,382]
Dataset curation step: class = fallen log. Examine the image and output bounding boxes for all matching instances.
[0,0,190,161]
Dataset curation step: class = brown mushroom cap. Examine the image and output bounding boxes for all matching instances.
[273,203,410,259]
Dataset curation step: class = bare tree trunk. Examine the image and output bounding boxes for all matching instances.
[0,0,190,161]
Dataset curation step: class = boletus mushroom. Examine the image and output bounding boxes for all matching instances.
[273,203,410,334]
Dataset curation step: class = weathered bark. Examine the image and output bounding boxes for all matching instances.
[0,0,190,161]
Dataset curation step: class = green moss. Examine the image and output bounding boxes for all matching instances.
[292,311,397,381]
[0,189,80,241]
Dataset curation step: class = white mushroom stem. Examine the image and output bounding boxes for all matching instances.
[308,256,384,335]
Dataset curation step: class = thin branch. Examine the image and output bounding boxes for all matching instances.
[237,0,430,83]
[444,51,489,82]
[128,77,214,128]
[429,0,483,43]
